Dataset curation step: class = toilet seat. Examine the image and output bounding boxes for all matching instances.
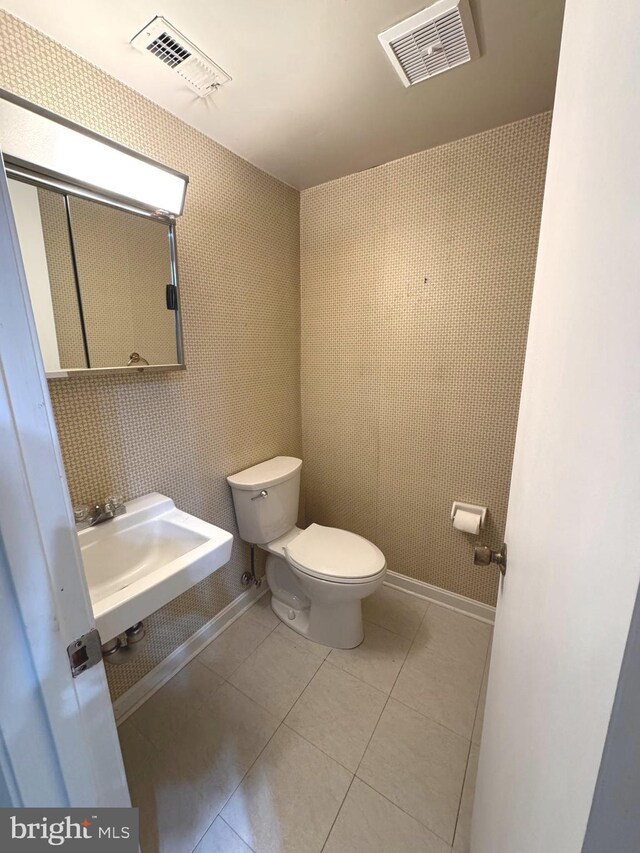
[285,523,386,584]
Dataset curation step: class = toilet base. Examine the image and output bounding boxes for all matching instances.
[265,552,384,649]
[270,593,364,650]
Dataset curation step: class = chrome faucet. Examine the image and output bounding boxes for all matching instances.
[74,496,126,529]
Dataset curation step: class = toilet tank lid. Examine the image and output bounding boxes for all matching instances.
[227,456,302,490]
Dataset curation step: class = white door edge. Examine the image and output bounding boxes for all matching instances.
[0,152,129,807]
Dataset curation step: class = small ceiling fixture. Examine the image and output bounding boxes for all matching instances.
[131,16,231,98]
[378,0,479,87]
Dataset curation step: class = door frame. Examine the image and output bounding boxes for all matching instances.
[0,151,129,807]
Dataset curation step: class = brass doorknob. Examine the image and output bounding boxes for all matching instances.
[474,543,507,576]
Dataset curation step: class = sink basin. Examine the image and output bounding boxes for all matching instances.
[78,492,233,641]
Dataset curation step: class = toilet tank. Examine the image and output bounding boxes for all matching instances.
[227,456,302,544]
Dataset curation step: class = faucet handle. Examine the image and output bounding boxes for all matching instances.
[73,504,91,524]
[105,495,126,517]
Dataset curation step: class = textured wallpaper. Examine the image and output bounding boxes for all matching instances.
[69,198,177,368]
[301,113,551,606]
[37,188,88,368]
[37,191,177,368]
[0,11,301,699]
[1,10,551,700]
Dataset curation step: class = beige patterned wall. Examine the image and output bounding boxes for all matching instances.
[69,198,177,367]
[37,187,177,369]
[0,11,301,700]
[2,10,551,700]
[37,188,88,368]
[300,113,551,606]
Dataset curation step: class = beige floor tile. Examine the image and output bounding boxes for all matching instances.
[273,620,332,659]
[392,650,482,739]
[328,621,411,693]
[453,744,480,853]
[229,631,323,720]
[197,612,274,678]
[120,721,213,853]
[135,750,214,853]
[472,636,492,745]
[117,717,157,791]
[472,666,488,745]
[221,725,352,853]
[285,661,387,771]
[324,778,452,853]
[128,659,224,749]
[407,606,490,684]
[362,586,429,639]
[247,591,281,630]
[166,682,279,821]
[194,816,253,853]
[358,698,469,844]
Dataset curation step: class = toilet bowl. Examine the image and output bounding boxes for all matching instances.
[227,457,386,649]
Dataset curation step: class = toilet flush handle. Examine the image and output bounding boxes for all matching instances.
[251,489,268,501]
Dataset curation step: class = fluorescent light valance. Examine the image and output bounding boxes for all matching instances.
[0,89,188,216]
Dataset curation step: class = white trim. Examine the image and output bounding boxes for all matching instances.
[384,570,495,624]
[114,585,267,723]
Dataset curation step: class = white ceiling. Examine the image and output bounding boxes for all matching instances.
[3,0,565,189]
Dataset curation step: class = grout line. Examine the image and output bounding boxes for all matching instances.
[355,776,459,848]
[225,626,329,720]
[388,690,479,743]
[219,816,257,853]
[469,633,492,745]
[314,658,387,697]
[353,689,391,780]
[190,815,216,853]
[135,593,486,851]
[352,683,459,849]
[200,717,283,847]
[352,628,410,778]
[350,602,476,847]
[378,601,486,740]
[358,612,428,643]
[320,774,356,853]
[339,607,420,772]
[199,610,281,682]
[210,627,333,826]
[135,601,280,853]
[451,738,474,850]
[282,664,387,775]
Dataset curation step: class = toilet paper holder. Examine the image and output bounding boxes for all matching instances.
[451,502,487,533]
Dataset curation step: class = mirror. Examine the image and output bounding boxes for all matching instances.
[7,176,181,374]
[68,197,177,369]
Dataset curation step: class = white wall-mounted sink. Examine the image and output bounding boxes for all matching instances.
[78,492,233,642]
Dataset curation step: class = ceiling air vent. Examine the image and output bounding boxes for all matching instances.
[378,0,479,87]
[131,16,231,97]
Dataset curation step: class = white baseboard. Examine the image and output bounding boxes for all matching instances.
[114,573,492,722]
[113,585,267,723]
[384,570,495,624]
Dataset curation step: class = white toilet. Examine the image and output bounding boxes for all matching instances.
[227,456,386,648]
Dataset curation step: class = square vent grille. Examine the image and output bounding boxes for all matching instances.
[378,0,479,87]
[131,16,231,97]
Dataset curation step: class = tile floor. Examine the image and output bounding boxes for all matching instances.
[118,585,492,853]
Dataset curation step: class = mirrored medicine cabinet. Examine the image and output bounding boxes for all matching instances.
[1,88,189,377]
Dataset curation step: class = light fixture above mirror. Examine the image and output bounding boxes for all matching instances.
[0,88,188,216]
[1,88,189,377]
